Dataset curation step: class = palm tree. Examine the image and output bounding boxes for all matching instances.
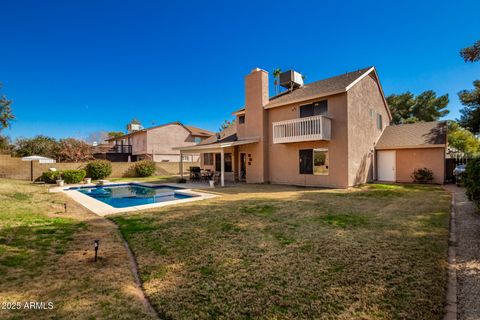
[273,68,282,94]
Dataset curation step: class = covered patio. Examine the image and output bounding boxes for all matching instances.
[176,138,258,187]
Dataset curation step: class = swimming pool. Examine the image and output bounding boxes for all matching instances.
[71,183,197,208]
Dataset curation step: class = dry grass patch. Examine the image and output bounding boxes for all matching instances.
[111,183,450,319]
[0,179,156,320]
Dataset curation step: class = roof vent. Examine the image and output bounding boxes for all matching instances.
[279,70,304,90]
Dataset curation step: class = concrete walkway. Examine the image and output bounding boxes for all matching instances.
[444,185,480,320]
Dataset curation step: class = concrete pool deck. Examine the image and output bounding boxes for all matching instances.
[50,181,218,216]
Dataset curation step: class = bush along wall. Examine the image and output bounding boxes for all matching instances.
[134,160,156,177]
[411,168,434,184]
[464,158,480,207]
[85,160,112,180]
[40,171,61,183]
[62,170,86,184]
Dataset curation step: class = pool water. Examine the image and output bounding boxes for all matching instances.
[72,184,195,208]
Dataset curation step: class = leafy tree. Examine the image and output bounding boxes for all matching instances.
[0,82,14,130]
[386,90,449,124]
[458,80,480,134]
[56,138,93,162]
[130,118,141,125]
[219,119,235,131]
[0,135,12,151]
[448,121,480,155]
[272,68,282,94]
[107,131,124,139]
[460,40,480,63]
[14,135,58,158]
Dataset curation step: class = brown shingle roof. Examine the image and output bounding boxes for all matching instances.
[376,121,447,150]
[184,125,215,137]
[197,123,237,146]
[266,67,374,108]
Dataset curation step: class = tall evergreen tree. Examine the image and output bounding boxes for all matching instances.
[386,91,449,124]
[458,80,480,134]
[460,40,480,63]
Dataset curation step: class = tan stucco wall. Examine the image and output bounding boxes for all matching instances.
[0,155,197,180]
[347,73,391,186]
[147,124,197,158]
[131,132,147,155]
[394,147,445,184]
[236,115,246,138]
[265,93,349,188]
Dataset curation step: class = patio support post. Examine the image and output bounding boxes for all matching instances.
[180,152,184,179]
[221,148,225,187]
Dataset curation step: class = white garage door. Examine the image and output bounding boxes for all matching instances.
[377,150,396,182]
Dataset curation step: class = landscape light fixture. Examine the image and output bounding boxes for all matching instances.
[94,240,99,262]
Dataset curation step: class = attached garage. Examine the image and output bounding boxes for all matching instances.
[375,121,447,184]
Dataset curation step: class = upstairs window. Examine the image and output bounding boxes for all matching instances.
[377,114,383,130]
[194,137,202,143]
[300,100,328,118]
[238,115,245,124]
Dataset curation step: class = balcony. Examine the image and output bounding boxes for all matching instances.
[272,115,331,144]
[110,144,132,154]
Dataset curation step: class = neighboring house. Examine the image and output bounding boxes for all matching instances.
[177,67,447,187]
[101,122,214,162]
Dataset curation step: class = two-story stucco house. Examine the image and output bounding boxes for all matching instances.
[177,67,446,187]
[106,122,214,162]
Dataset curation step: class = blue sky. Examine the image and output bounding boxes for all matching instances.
[1,0,479,140]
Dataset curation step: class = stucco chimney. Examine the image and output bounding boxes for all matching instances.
[243,68,269,183]
[244,68,269,138]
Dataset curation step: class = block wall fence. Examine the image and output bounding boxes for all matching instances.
[0,155,197,181]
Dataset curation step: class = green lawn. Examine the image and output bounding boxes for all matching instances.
[111,183,450,319]
[0,179,156,320]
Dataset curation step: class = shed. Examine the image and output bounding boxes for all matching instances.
[375,121,447,184]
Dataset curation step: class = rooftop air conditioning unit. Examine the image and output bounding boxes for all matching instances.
[279,70,304,90]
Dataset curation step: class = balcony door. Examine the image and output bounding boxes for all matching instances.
[300,100,328,118]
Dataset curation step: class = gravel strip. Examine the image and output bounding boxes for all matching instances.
[445,185,480,320]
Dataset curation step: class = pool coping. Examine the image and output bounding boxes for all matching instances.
[50,181,218,216]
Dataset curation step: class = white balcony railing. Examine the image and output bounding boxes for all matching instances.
[272,115,331,144]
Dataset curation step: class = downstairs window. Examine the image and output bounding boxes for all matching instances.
[299,148,329,175]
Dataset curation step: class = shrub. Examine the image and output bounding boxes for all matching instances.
[41,171,61,183]
[62,169,86,184]
[464,158,480,205]
[411,168,434,183]
[134,160,156,177]
[85,160,112,180]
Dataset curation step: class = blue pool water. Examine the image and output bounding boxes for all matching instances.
[71,183,196,208]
